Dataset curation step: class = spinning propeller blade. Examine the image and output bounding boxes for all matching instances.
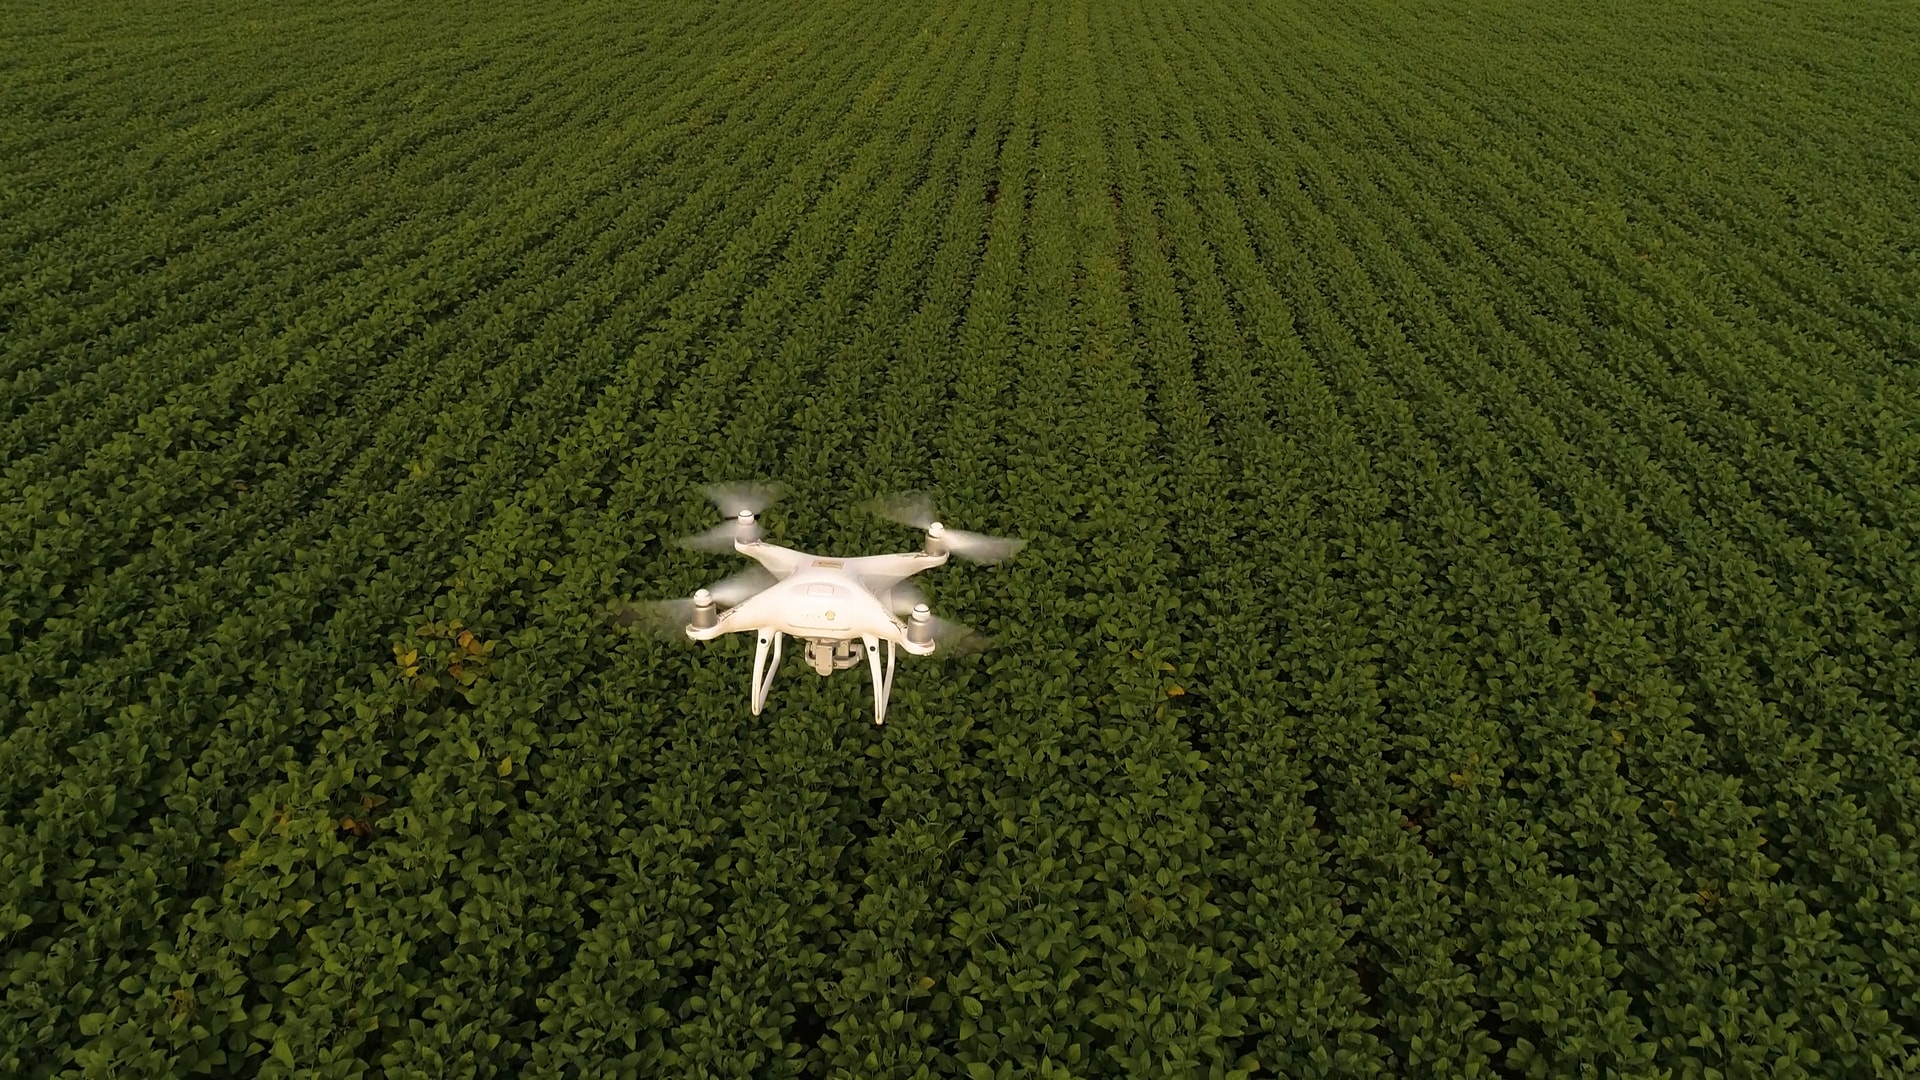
[705,565,777,606]
[610,566,776,637]
[702,482,782,518]
[677,520,749,553]
[868,492,940,531]
[884,581,992,654]
[609,597,694,637]
[677,482,784,551]
[864,492,1026,564]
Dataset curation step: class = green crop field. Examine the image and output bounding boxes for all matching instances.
[5,0,1919,1075]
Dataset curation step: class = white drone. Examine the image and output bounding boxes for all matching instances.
[619,484,1024,724]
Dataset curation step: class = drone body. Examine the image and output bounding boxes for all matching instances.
[627,486,1023,724]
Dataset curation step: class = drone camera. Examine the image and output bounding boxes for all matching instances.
[805,638,865,676]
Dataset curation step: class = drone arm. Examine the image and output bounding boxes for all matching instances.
[844,551,949,592]
[735,540,807,578]
[689,582,781,640]
[689,600,756,640]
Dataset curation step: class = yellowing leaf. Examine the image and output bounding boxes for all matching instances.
[498,755,513,778]
[1166,685,1186,697]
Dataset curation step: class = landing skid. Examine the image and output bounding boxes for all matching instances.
[750,634,896,724]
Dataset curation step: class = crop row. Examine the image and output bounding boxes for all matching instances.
[5,0,1917,1076]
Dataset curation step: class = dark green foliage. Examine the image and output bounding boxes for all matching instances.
[4,0,1919,1076]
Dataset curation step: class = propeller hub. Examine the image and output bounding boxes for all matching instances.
[907,603,933,646]
[690,588,718,630]
[927,521,944,537]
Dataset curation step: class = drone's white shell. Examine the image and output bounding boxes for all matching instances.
[690,560,935,655]
[661,500,1022,724]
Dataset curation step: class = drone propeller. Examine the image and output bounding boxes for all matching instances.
[865,492,1026,564]
[678,481,784,552]
[703,482,782,518]
[884,580,991,654]
[611,565,776,636]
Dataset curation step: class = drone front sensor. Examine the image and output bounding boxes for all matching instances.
[620,484,1024,724]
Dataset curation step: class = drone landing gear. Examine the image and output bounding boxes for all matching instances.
[758,636,895,724]
[750,631,783,715]
[864,635,896,726]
